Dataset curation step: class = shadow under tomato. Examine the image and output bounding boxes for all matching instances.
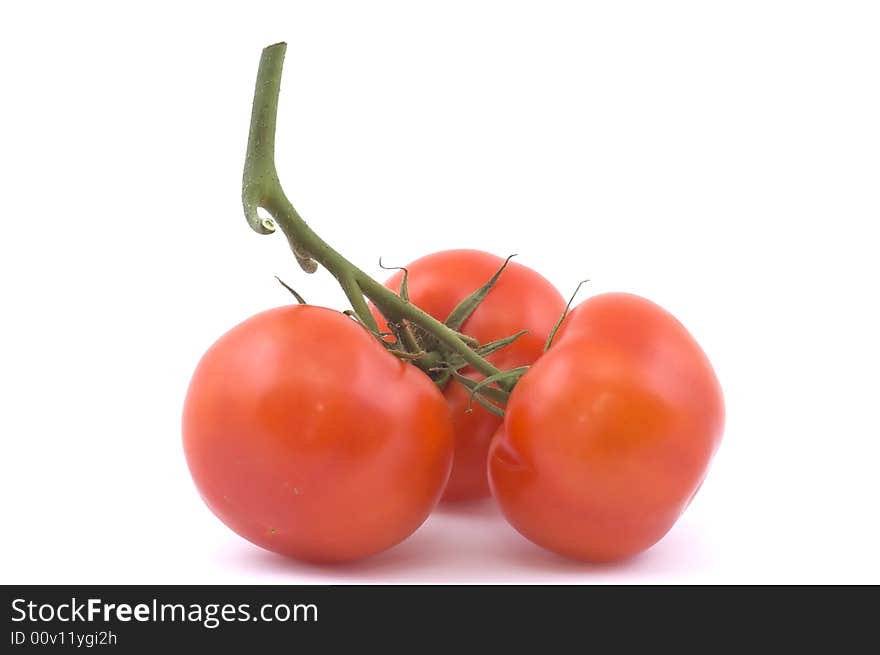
[231,525,461,578]
[430,497,500,520]
[219,506,714,583]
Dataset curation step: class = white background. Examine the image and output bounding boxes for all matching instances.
[1,1,878,584]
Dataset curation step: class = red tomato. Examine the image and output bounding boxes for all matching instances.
[373,250,566,501]
[489,293,724,561]
[183,305,454,563]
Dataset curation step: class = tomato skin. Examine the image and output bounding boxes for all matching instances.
[489,293,724,561]
[373,250,566,501]
[183,305,454,563]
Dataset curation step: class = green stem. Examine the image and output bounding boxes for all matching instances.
[242,42,504,381]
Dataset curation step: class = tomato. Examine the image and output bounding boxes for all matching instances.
[373,250,566,501]
[182,305,454,563]
[488,293,724,561]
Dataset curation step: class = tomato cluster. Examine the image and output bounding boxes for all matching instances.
[183,250,724,563]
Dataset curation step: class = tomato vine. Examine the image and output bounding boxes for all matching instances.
[241,42,526,398]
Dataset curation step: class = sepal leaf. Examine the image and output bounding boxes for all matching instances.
[444,255,516,330]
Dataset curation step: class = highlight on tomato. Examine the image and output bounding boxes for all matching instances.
[183,305,454,563]
[373,249,566,501]
[488,293,724,561]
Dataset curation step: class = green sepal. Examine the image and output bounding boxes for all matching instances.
[544,279,589,351]
[465,366,529,411]
[469,393,505,417]
[475,330,528,358]
[444,254,516,330]
[378,258,411,303]
[274,276,307,304]
[398,269,410,303]
[343,310,386,343]
[451,329,479,347]
[386,349,427,360]
[386,319,422,355]
[444,330,529,370]
[449,370,511,404]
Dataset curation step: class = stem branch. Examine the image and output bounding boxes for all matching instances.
[242,42,504,381]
